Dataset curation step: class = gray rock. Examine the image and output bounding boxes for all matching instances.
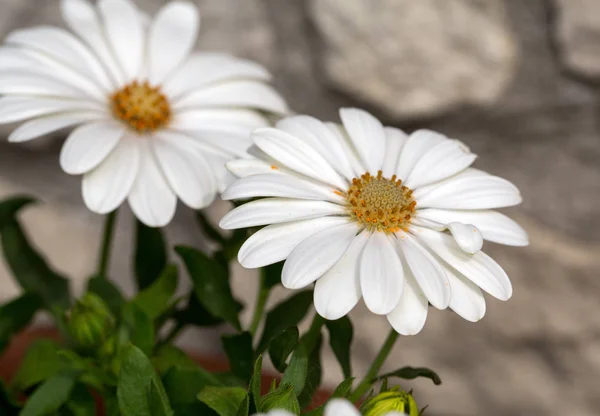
[309,0,518,120]
[554,0,600,79]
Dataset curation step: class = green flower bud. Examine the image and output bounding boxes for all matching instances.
[68,293,115,348]
[360,387,419,416]
[260,383,301,415]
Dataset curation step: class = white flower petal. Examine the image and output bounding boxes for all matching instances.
[253,127,347,189]
[396,129,447,180]
[386,272,428,335]
[326,122,367,177]
[416,208,529,246]
[220,198,346,230]
[360,232,404,315]
[174,81,288,114]
[148,1,200,84]
[98,0,144,80]
[238,216,350,269]
[447,222,484,254]
[282,221,358,289]
[0,70,90,99]
[414,226,512,301]
[314,232,368,320]
[128,141,177,227]
[405,139,477,189]
[396,232,450,309]
[7,27,112,91]
[59,121,126,175]
[82,135,140,214]
[416,173,522,210]
[8,112,103,143]
[164,53,271,99]
[324,399,361,416]
[152,132,217,209]
[60,0,124,85]
[173,109,269,131]
[339,108,386,173]
[445,265,486,322]
[381,127,407,178]
[276,115,356,181]
[0,96,104,124]
[226,158,280,178]
[222,173,346,204]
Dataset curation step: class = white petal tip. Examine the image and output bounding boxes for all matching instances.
[448,222,484,254]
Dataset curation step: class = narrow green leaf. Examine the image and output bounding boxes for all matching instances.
[260,383,300,414]
[117,345,173,416]
[249,355,263,411]
[13,340,63,391]
[87,275,124,316]
[121,303,155,355]
[0,196,36,227]
[257,291,313,352]
[0,292,42,352]
[175,246,241,330]
[135,220,167,291]
[221,332,254,383]
[175,294,225,327]
[282,343,308,394]
[268,326,299,373]
[148,379,175,416]
[236,394,250,416]
[63,383,96,416]
[21,373,76,416]
[375,367,442,385]
[332,377,355,398]
[0,219,70,310]
[133,264,178,319]
[198,386,247,416]
[298,334,322,408]
[326,317,353,379]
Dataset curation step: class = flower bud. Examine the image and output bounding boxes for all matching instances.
[68,293,115,348]
[360,387,419,416]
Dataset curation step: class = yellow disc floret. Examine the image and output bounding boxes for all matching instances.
[111,81,171,133]
[346,170,416,233]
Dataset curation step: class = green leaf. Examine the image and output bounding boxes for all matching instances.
[0,292,42,352]
[0,196,36,226]
[260,383,300,414]
[375,367,442,385]
[298,334,322,408]
[87,275,124,316]
[163,365,224,409]
[263,262,283,289]
[332,377,355,398]
[0,379,20,415]
[282,343,308,394]
[0,219,70,310]
[103,394,120,416]
[133,265,178,319]
[58,350,117,391]
[221,332,253,383]
[121,303,155,356]
[63,383,96,416]
[152,345,197,375]
[326,317,353,379]
[197,386,247,416]
[249,356,263,411]
[175,294,225,327]
[117,345,173,416]
[257,291,313,353]
[175,246,241,330]
[13,340,63,391]
[21,373,76,416]
[268,326,299,373]
[135,220,167,291]
[236,394,250,416]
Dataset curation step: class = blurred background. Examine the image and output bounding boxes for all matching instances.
[0,0,599,415]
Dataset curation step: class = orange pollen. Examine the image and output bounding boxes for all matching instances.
[344,170,416,233]
[111,80,171,133]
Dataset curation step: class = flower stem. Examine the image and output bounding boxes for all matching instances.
[249,271,270,336]
[349,329,399,403]
[97,210,117,279]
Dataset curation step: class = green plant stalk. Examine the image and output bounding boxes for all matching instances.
[349,329,399,403]
[302,313,325,353]
[97,210,118,279]
[249,271,269,336]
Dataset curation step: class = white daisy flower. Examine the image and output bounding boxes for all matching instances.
[253,410,296,416]
[0,0,287,227]
[324,398,406,416]
[220,108,528,334]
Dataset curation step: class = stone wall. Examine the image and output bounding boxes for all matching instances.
[0,1,599,415]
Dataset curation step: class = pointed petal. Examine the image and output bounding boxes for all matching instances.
[226,158,279,178]
[8,112,102,143]
[396,129,446,181]
[59,122,126,175]
[0,96,103,124]
[360,232,404,315]
[82,135,140,213]
[238,216,351,269]
[386,272,428,335]
[445,264,486,322]
[339,108,385,173]
[381,127,407,178]
[282,222,358,289]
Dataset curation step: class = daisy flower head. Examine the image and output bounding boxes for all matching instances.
[220,108,528,335]
[0,0,287,227]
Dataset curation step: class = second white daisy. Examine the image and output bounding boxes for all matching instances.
[220,108,528,335]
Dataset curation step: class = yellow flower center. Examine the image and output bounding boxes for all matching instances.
[346,170,416,233]
[111,81,171,133]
